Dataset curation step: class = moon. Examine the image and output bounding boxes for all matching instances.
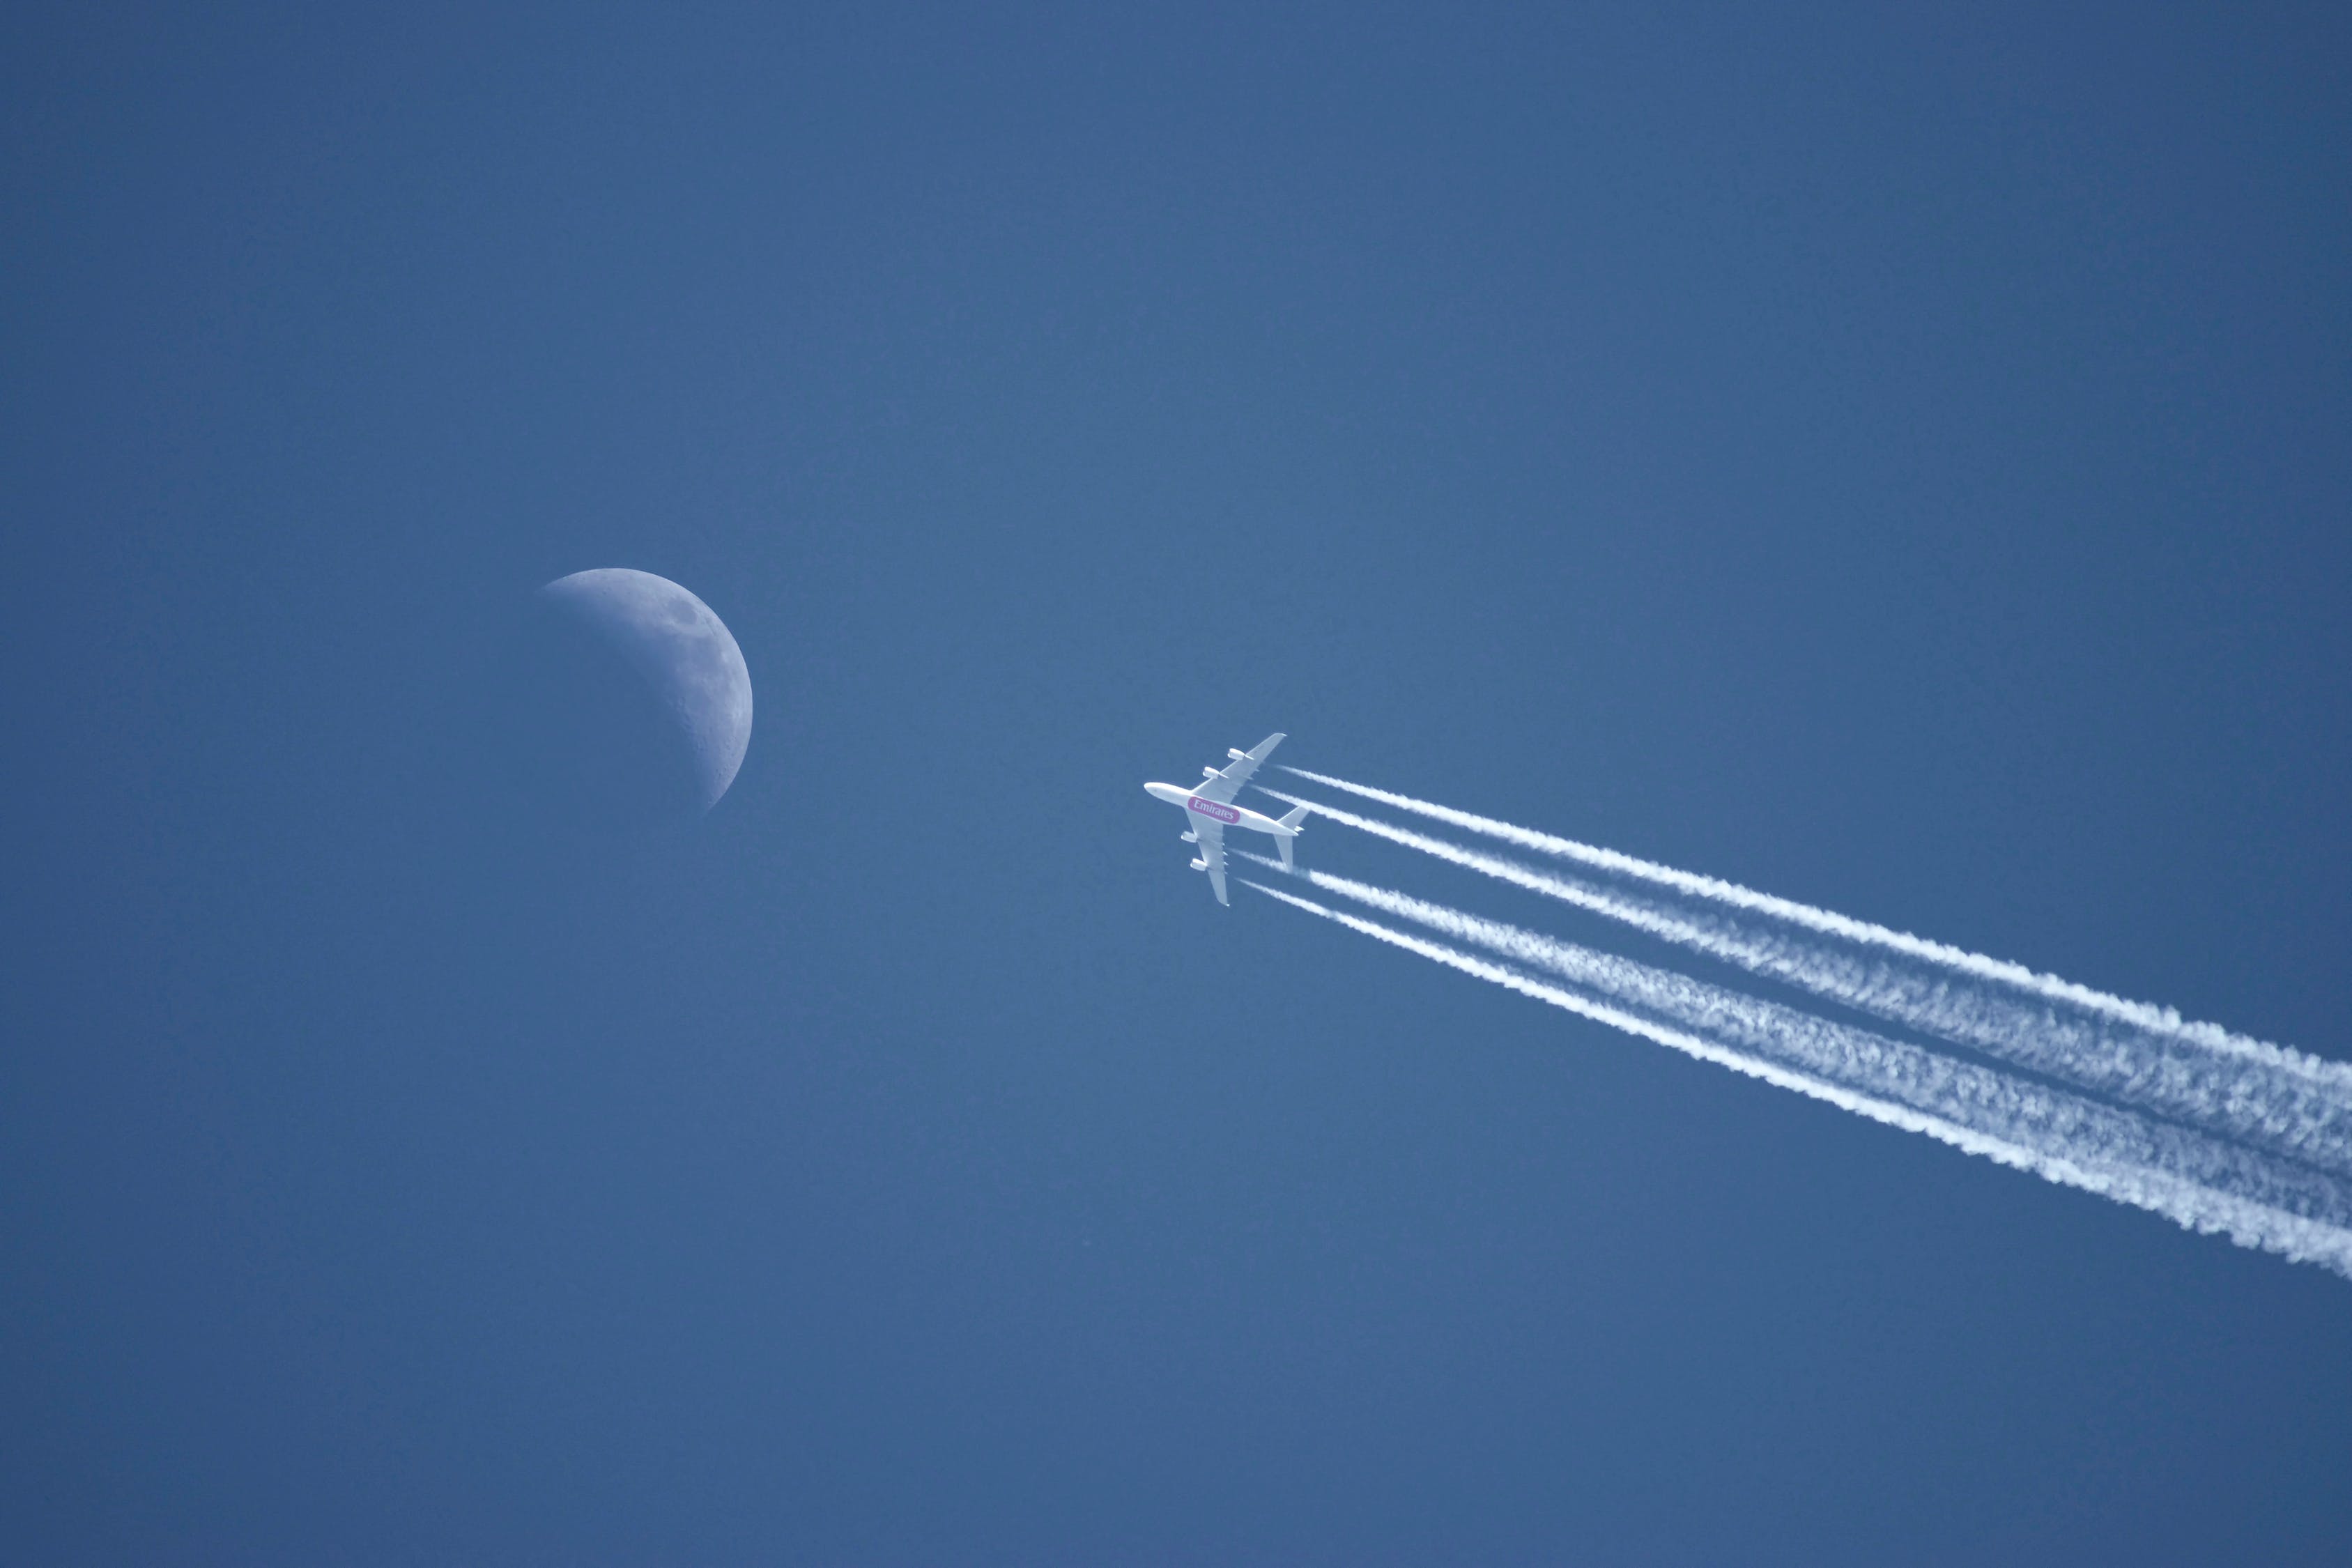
[537,568,753,814]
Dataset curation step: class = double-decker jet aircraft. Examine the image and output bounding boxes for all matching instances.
[1144,732,1309,905]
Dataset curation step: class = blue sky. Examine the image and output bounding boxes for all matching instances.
[6,4,2351,1562]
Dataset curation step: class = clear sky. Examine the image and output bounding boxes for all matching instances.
[6,3,2351,1562]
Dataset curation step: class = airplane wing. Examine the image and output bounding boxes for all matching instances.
[1192,815,1229,905]
[1191,732,1285,806]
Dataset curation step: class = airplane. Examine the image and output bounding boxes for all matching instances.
[1144,732,1309,905]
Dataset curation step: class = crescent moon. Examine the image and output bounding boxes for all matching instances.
[539,569,753,811]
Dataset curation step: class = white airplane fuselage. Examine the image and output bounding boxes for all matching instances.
[1144,781,1301,841]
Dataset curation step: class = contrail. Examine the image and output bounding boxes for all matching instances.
[1259,783,2352,1177]
[1278,766,2342,1081]
[1240,875,2352,1278]
[1245,855,2352,1230]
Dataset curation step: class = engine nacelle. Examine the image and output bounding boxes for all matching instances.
[1203,765,1221,778]
[1228,748,1248,760]
[1189,857,1208,871]
[1180,831,1198,843]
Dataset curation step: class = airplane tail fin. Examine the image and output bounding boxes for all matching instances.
[1276,804,1307,870]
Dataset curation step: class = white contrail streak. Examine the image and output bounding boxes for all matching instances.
[1247,856,2352,1227]
[1240,875,2352,1278]
[1278,767,2342,1081]
[1260,782,2352,1176]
